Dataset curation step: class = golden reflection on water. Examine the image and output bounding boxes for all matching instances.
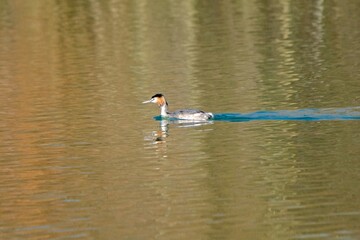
[0,0,360,239]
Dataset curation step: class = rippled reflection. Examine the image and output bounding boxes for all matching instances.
[144,119,213,143]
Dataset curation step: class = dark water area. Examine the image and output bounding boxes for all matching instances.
[214,107,360,121]
[1,1,360,240]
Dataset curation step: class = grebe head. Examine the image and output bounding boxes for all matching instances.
[142,93,168,107]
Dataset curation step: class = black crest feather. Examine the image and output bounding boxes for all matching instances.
[151,93,163,98]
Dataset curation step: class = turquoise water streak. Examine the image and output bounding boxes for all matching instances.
[155,107,360,122]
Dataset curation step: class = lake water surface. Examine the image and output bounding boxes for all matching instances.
[1,1,360,239]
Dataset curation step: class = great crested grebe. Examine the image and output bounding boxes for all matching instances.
[142,93,214,120]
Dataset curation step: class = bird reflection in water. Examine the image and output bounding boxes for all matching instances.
[148,119,213,143]
[152,120,169,143]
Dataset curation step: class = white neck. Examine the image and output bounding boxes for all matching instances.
[160,104,168,117]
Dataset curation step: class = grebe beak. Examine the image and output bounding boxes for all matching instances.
[142,98,155,104]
